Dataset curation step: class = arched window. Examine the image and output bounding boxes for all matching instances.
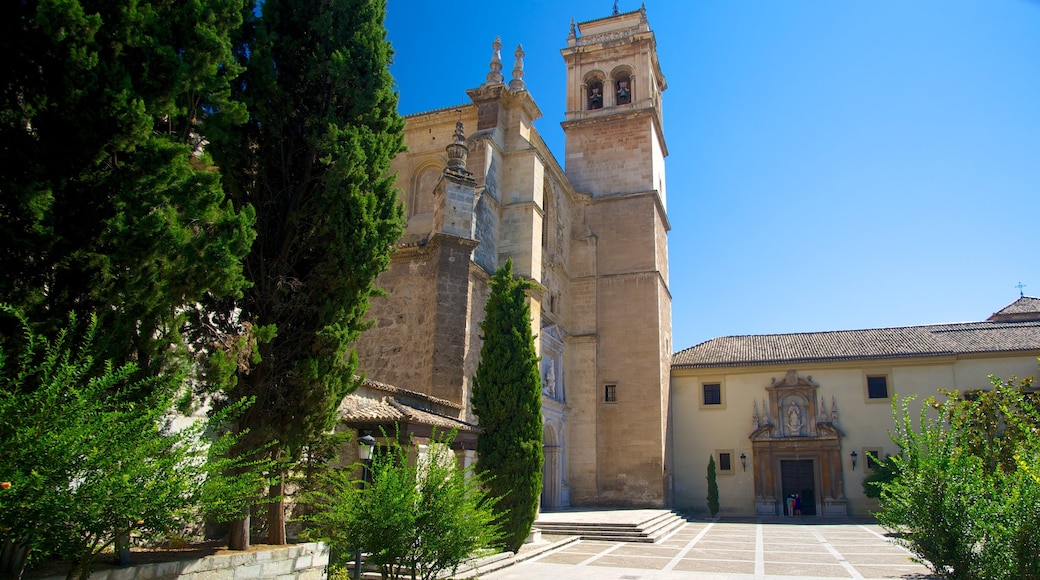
[588,81,604,110]
[408,165,440,218]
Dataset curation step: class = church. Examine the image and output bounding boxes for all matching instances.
[343,6,1040,516]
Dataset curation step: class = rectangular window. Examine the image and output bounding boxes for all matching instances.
[719,452,732,472]
[864,447,883,471]
[867,376,889,399]
[703,383,722,405]
[604,384,617,403]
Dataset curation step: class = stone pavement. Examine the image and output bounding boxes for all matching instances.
[482,518,937,580]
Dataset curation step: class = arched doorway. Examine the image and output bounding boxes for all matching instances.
[541,424,562,510]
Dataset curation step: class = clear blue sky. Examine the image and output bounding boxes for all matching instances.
[385,1,1039,352]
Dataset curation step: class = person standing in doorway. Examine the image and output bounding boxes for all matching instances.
[786,494,795,517]
[794,493,802,516]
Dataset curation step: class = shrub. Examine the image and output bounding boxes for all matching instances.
[0,307,267,580]
[875,376,1040,580]
[706,455,720,517]
[303,430,499,580]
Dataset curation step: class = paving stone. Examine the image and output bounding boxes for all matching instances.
[764,550,839,564]
[842,553,920,566]
[764,562,852,577]
[683,548,755,561]
[671,558,755,574]
[609,545,680,557]
[854,564,937,578]
[588,555,671,570]
[694,540,755,550]
[763,542,829,552]
[538,553,594,565]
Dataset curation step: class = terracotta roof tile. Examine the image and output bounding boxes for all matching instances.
[673,319,1040,369]
[988,296,1040,321]
[339,394,479,432]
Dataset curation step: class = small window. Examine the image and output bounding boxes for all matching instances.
[867,376,889,399]
[864,448,883,471]
[604,384,617,403]
[703,383,722,405]
[718,452,732,472]
[588,81,604,110]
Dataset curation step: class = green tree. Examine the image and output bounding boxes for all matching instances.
[0,307,268,580]
[875,375,1040,580]
[302,431,499,580]
[861,452,898,499]
[208,0,406,546]
[706,455,719,517]
[0,0,255,388]
[471,259,543,552]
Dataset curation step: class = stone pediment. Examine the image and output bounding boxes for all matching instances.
[542,323,564,344]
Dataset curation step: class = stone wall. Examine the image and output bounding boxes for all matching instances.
[33,543,329,580]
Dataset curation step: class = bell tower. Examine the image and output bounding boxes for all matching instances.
[561,6,673,506]
[561,5,667,203]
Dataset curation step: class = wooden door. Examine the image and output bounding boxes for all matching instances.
[781,459,816,515]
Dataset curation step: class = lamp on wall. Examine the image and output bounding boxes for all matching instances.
[354,431,377,580]
[740,452,747,472]
[358,432,376,460]
[850,450,858,471]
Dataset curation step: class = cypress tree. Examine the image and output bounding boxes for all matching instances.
[471,259,544,552]
[0,0,255,386]
[707,455,720,517]
[209,0,405,546]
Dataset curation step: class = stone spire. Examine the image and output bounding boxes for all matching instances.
[484,36,504,86]
[830,396,840,425]
[569,18,576,39]
[444,111,470,176]
[509,44,526,91]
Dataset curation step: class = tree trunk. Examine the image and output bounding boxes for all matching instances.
[267,478,287,544]
[228,507,250,550]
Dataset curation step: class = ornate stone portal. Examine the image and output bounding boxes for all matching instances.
[750,371,848,516]
[540,324,569,509]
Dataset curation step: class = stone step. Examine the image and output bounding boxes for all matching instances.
[534,510,687,543]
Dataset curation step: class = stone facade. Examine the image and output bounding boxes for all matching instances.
[354,7,671,508]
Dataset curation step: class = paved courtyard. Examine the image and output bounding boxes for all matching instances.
[484,519,936,580]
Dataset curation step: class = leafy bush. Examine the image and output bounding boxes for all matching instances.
[862,452,898,499]
[0,307,268,580]
[875,375,1040,580]
[303,430,499,580]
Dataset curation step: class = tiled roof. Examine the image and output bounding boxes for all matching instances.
[988,296,1040,321]
[673,311,1040,369]
[360,377,462,410]
[339,394,480,432]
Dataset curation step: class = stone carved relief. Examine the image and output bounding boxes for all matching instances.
[543,358,556,396]
[576,27,638,47]
[785,401,803,435]
[540,324,565,402]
